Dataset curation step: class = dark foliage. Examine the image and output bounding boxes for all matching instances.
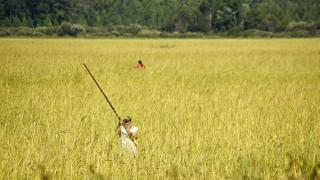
[0,0,319,35]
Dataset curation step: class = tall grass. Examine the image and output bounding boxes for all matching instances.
[0,38,319,179]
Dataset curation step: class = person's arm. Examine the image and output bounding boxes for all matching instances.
[127,127,139,139]
[131,132,139,139]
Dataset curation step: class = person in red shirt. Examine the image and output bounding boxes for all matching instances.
[135,60,145,69]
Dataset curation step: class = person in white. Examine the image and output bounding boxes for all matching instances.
[115,116,139,156]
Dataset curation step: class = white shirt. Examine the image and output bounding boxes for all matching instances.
[120,126,137,156]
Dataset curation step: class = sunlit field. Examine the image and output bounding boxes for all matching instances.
[0,38,320,179]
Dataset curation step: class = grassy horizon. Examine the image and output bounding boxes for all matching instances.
[0,38,320,179]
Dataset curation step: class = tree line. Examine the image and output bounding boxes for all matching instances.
[0,0,319,37]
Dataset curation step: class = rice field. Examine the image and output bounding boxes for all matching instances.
[0,38,320,179]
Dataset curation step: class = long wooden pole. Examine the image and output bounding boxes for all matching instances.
[83,64,121,122]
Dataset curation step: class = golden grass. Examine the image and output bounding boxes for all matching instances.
[0,38,320,179]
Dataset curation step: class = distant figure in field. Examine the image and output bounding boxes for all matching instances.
[135,60,145,69]
[115,116,139,157]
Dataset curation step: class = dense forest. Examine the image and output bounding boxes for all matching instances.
[0,0,319,37]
